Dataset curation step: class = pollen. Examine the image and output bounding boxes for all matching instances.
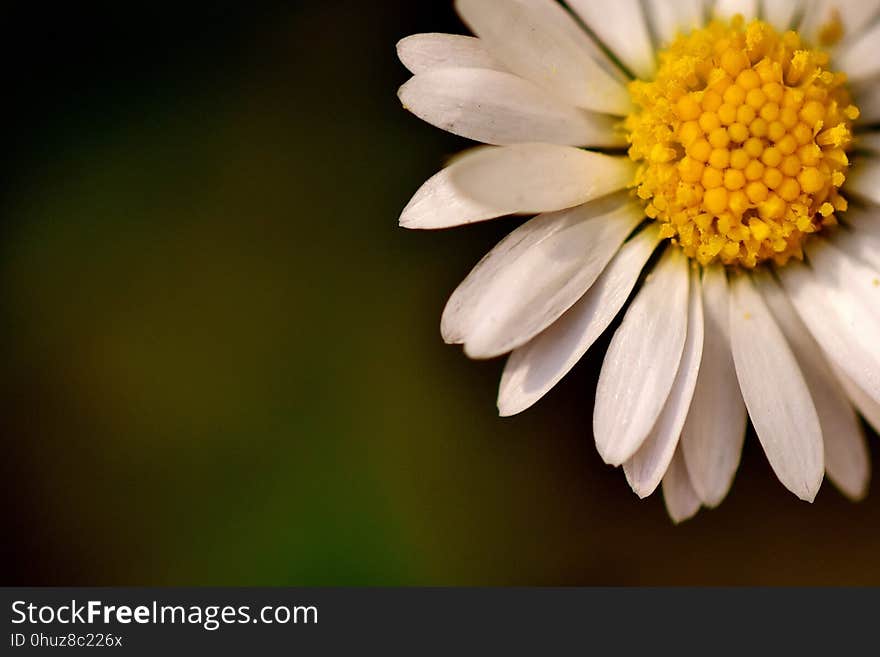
[625,17,857,268]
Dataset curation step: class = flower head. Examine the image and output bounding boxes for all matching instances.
[397,0,880,522]
[627,17,856,268]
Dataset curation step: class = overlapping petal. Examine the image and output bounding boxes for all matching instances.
[566,0,655,79]
[498,226,661,416]
[729,274,824,502]
[662,447,702,524]
[642,0,704,47]
[759,272,869,501]
[837,370,880,434]
[594,248,690,466]
[447,144,635,216]
[780,257,880,406]
[455,0,631,114]
[441,192,643,356]
[800,0,880,46]
[624,268,704,498]
[680,267,747,507]
[399,68,624,147]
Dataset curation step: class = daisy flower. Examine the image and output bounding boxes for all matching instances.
[396,0,880,522]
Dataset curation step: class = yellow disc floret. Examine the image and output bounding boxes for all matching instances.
[625,17,858,268]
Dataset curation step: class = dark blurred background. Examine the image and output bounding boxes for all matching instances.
[2,1,879,586]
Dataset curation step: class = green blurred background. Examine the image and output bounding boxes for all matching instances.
[3,1,880,586]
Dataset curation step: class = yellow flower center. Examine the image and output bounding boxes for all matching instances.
[625,17,859,268]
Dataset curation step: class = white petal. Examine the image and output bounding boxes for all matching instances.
[463,195,643,358]
[515,0,630,84]
[714,0,758,21]
[829,217,880,272]
[454,0,632,114]
[399,166,506,230]
[729,273,824,502]
[566,0,656,79]
[396,33,506,75]
[837,369,880,434]
[847,156,880,206]
[594,248,690,466]
[762,0,798,31]
[839,0,880,36]
[801,0,880,45]
[842,204,880,239]
[448,144,635,216]
[680,266,747,507]
[662,446,702,524]
[759,271,869,501]
[780,259,880,406]
[443,193,643,356]
[834,20,880,83]
[498,225,661,416]
[399,68,624,147]
[642,0,705,47]
[624,267,704,498]
[854,82,880,125]
[807,237,880,326]
[856,131,880,154]
[507,0,630,84]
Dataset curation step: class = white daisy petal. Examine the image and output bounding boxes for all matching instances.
[624,268,704,498]
[399,166,506,230]
[446,193,644,358]
[399,68,624,147]
[489,0,628,83]
[840,0,880,35]
[762,0,799,32]
[843,205,880,238]
[662,446,702,524]
[831,216,880,272]
[843,205,880,239]
[454,0,632,114]
[837,369,880,434]
[642,0,705,47]
[594,248,690,466]
[566,0,656,79]
[807,238,880,326]
[854,82,880,125]
[448,144,635,216]
[800,0,880,45]
[797,0,830,40]
[680,266,747,508]
[759,272,870,501]
[834,20,880,83]
[856,132,880,155]
[514,0,629,84]
[396,33,506,75]
[498,225,661,417]
[780,260,880,405]
[714,0,758,21]
[792,0,830,36]
[847,156,880,206]
[729,273,824,502]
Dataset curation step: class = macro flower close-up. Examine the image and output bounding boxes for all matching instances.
[12,0,880,627]
[397,0,880,522]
